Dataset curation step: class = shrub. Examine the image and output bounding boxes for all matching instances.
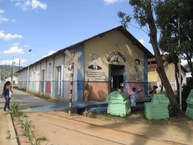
[10,102,24,120]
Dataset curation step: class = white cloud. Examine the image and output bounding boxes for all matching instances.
[0,59,12,65]
[3,44,24,54]
[138,39,145,45]
[0,9,10,24]
[0,30,23,40]
[42,50,55,58]
[13,58,27,65]
[0,9,5,14]
[0,58,27,65]
[32,0,47,9]
[13,0,47,11]
[23,0,32,10]
[0,16,9,23]
[103,0,123,4]
[11,19,16,23]
[20,58,27,65]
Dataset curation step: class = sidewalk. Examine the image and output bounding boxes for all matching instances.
[1,86,107,113]
[0,89,52,112]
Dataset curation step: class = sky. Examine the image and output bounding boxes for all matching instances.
[0,0,153,67]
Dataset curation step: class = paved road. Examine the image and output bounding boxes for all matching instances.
[0,83,71,113]
[0,83,108,113]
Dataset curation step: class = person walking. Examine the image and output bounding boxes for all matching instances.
[2,81,12,111]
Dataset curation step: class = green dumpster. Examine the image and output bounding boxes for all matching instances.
[185,89,193,119]
[145,94,170,120]
[106,91,131,117]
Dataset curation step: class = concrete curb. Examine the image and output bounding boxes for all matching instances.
[7,114,18,145]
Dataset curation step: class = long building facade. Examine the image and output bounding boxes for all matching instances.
[17,26,152,101]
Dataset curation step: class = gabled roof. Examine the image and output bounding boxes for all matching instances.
[17,26,153,73]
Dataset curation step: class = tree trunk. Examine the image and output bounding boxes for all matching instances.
[154,46,178,106]
[146,1,179,111]
[174,63,179,98]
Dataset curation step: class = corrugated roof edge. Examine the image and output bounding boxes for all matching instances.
[16,25,153,73]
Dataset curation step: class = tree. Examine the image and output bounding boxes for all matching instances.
[118,0,179,112]
[157,0,193,77]
[156,0,193,102]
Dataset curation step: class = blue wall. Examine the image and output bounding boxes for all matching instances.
[73,45,84,101]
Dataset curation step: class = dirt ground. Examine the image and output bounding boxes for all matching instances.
[0,112,11,145]
[8,111,193,145]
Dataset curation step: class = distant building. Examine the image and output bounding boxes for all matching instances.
[5,76,18,85]
[148,56,187,92]
[17,26,153,101]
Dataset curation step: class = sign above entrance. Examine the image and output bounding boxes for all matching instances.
[106,51,126,63]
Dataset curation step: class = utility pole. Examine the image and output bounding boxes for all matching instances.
[178,17,182,111]
[11,58,15,88]
[11,58,14,84]
[0,69,1,83]
[4,60,6,81]
[27,49,32,92]
[18,59,21,71]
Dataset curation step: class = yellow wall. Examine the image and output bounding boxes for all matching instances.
[164,63,176,82]
[148,63,183,91]
[84,30,145,82]
[84,30,146,100]
[148,63,176,83]
[148,71,158,82]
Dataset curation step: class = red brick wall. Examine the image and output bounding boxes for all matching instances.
[46,81,51,94]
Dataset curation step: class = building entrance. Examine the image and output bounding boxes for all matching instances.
[109,64,125,91]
